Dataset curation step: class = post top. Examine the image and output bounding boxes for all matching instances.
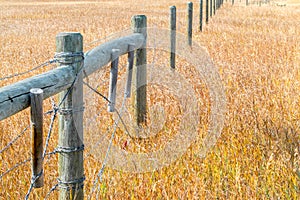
[56,32,82,37]
[30,88,43,94]
[132,15,147,19]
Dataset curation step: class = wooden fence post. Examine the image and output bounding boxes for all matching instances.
[30,88,44,188]
[199,0,203,31]
[108,49,120,112]
[214,0,216,15]
[125,44,135,98]
[187,2,193,46]
[56,32,84,200]
[206,0,209,23]
[210,0,213,17]
[131,15,147,126]
[170,6,176,68]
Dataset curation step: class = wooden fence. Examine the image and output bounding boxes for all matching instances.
[0,0,232,199]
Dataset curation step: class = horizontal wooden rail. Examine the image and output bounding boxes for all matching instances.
[0,33,145,121]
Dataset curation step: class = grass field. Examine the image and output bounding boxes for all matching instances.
[0,0,300,199]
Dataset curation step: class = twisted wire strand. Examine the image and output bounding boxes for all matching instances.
[0,59,56,81]
[0,125,30,154]
[0,158,31,179]
[86,81,129,199]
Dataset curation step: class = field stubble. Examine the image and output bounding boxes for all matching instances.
[0,0,299,199]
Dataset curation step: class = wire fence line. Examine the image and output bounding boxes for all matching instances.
[0,0,229,197]
[0,28,132,84]
[1,28,162,200]
[84,80,129,199]
[24,52,88,199]
[0,59,57,81]
[0,50,80,197]
[0,67,80,199]
[0,31,141,199]
[0,125,30,154]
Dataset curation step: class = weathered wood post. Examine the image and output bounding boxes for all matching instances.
[56,32,84,200]
[210,0,213,17]
[213,0,216,15]
[170,6,176,69]
[30,88,44,188]
[199,0,203,31]
[187,2,193,46]
[125,44,135,98]
[131,15,147,126]
[206,0,209,23]
[108,49,120,112]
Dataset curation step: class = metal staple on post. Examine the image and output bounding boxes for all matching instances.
[30,88,44,188]
[56,32,84,200]
[108,49,120,112]
[170,6,176,69]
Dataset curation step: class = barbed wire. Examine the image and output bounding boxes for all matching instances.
[44,183,59,200]
[2,21,190,199]
[83,79,129,199]
[0,125,30,154]
[24,52,85,200]
[0,59,57,81]
[2,31,161,199]
[0,157,31,179]
[0,51,83,84]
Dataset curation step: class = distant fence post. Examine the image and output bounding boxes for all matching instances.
[170,6,176,69]
[210,0,213,17]
[206,0,209,23]
[199,0,203,31]
[56,32,84,200]
[30,88,44,188]
[187,2,193,46]
[214,0,216,15]
[131,15,147,127]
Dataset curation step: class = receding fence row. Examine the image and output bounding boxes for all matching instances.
[0,0,233,199]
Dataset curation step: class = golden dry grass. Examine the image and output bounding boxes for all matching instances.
[0,0,300,199]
